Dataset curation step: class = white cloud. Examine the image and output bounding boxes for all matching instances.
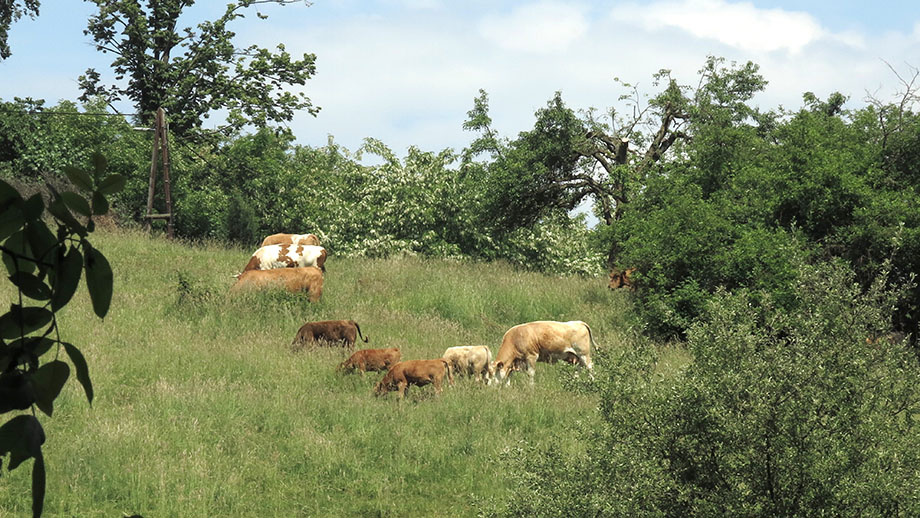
[478,1,588,54]
[610,0,828,53]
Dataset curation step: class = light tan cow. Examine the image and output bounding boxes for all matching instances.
[491,320,596,385]
[373,359,453,399]
[230,266,323,302]
[261,233,320,247]
[442,345,493,383]
[243,244,327,272]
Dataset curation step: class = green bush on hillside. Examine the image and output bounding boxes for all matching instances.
[492,259,920,517]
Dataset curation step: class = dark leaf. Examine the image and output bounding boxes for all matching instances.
[83,244,113,318]
[51,247,83,312]
[24,337,55,357]
[9,272,51,301]
[46,198,86,236]
[32,360,70,417]
[92,152,108,181]
[97,174,126,195]
[63,166,93,192]
[21,194,44,221]
[0,179,22,209]
[32,452,45,518]
[25,221,58,266]
[0,305,53,340]
[0,204,24,242]
[63,343,93,405]
[60,192,91,217]
[0,414,45,471]
[2,230,36,275]
[91,190,109,216]
[0,372,35,413]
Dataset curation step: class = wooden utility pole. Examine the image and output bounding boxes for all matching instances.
[145,107,175,238]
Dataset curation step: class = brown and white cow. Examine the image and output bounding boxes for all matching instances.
[243,244,327,273]
[230,266,323,302]
[338,347,401,374]
[292,319,369,348]
[491,320,596,385]
[442,345,493,384]
[260,233,321,248]
[373,359,453,399]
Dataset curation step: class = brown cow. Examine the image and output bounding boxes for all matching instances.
[292,319,369,348]
[491,320,596,385]
[261,233,321,247]
[608,267,636,290]
[230,266,323,302]
[243,244,327,273]
[373,359,453,399]
[338,348,401,374]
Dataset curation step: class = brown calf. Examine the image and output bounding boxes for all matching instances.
[292,319,369,348]
[373,359,453,399]
[608,267,636,290]
[338,348,401,374]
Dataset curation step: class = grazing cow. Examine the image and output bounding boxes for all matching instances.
[442,345,493,383]
[491,320,596,385]
[338,347,401,374]
[230,266,323,302]
[243,244,327,273]
[261,233,320,247]
[608,267,636,290]
[292,319,369,348]
[373,359,453,399]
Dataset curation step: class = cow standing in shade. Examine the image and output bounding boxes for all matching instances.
[261,233,320,247]
[373,359,453,399]
[292,319,369,349]
[491,320,596,385]
[442,345,493,384]
[338,348,401,374]
[230,267,323,302]
[243,244,327,272]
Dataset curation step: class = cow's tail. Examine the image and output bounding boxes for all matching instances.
[584,321,599,354]
[354,321,369,343]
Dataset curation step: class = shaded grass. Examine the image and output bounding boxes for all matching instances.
[0,228,682,517]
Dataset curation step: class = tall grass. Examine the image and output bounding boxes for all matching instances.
[0,228,651,517]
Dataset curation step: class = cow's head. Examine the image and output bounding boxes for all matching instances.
[490,361,512,385]
[373,378,393,397]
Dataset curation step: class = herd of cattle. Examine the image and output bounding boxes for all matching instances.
[226,232,601,399]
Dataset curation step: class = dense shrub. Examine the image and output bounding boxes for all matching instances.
[490,259,920,517]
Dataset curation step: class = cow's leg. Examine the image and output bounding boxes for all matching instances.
[398,381,407,399]
[525,355,537,385]
[434,377,442,395]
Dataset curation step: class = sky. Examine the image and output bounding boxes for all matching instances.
[2,0,920,159]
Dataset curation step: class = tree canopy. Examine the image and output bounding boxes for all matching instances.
[78,0,317,137]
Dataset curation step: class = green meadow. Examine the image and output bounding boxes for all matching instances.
[0,228,658,517]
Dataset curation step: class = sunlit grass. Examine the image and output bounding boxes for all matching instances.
[0,227,684,517]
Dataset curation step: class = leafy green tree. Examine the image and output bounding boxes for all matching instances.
[0,0,38,59]
[493,260,920,517]
[78,0,318,137]
[0,152,123,517]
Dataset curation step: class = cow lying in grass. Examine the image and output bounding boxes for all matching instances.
[373,359,453,399]
[338,348,401,374]
[230,267,323,302]
[260,233,320,247]
[442,345,493,383]
[292,319,369,349]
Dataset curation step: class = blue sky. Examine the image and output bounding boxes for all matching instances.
[2,1,919,158]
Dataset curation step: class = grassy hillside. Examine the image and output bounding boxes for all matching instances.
[0,228,644,517]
